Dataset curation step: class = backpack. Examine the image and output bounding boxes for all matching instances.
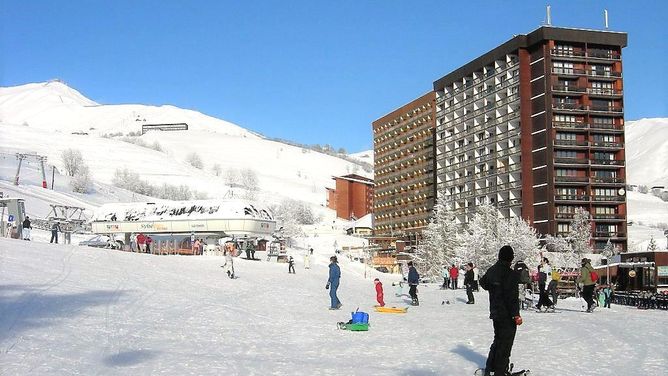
[551,270,561,281]
[590,271,599,283]
[519,268,530,284]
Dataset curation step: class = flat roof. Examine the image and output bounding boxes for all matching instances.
[433,26,628,91]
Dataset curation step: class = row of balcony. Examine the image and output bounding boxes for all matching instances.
[437,61,519,100]
[552,121,624,132]
[550,48,621,61]
[556,213,625,220]
[439,129,521,158]
[554,195,625,202]
[437,112,521,147]
[554,140,623,149]
[437,77,520,118]
[552,102,623,113]
[439,164,521,187]
[551,68,622,80]
[554,157,624,166]
[440,146,521,171]
[551,85,623,97]
[554,176,625,184]
[445,181,523,199]
[437,92,519,121]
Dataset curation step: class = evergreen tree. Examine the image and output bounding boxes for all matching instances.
[648,236,658,251]
[602,239,615,259]
[415,193,459,280]
[455,203,502,271]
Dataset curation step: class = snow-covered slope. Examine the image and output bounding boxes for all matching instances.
[1,238,666,375]
[0,82,370,210]
[626,118,668,187]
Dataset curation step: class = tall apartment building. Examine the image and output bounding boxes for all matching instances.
[433,26,628,251]
[372,92,437,245]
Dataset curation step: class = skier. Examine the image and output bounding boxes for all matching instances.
[473,264,480,292]
[450,264,459,289]
[441,265,450,289]
[137,233,147,253]
[465,262,475,304]
[50,222,61,244]
[326,256,342,310]
[407,261,420,306]
[146,235,153,254]
[304,252,311,269]
[374,278,385,307]
[288,256,296,274]
[22,216,31,241]
[222,249,235,278]
[577,258,596,312]
[603,285,613,308]
[309,247,314,255]
[479,245,522,376]
[535,263,554,311]
[513,261,531,311]
[548,262,560,306]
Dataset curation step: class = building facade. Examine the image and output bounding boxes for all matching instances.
[372,92,437,245]
[326,174,374,220]
[372,26,628,252]
[433,26,628,251]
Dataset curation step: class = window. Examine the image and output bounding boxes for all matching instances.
[556,150,577,158]
[556,132,577,140]
[593,152,615,160]
[557,187,578,195]
[556,169,578,176]
[594,188,616,197]
[553,62,574,74]
[591,81,613,94]
[554,114,577,123]
[557,223,571,233]
[593,170,617,178]
[593,134,615,143]
[592,117,614,125]
[594,207,616,215]
[554,45,574,54]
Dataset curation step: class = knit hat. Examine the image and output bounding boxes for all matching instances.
[374,278,380,282]
[498,245,514,262]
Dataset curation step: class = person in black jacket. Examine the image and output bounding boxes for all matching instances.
[479,245,522,376]
[407,261,420,306]
[22,216,32,241]
[464,262,475,304]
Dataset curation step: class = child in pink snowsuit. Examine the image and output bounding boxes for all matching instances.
[374,278,385,307]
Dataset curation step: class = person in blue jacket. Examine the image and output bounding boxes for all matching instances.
[407,261,420,306]
[326,256,342,310]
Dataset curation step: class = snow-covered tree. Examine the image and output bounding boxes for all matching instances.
[185,152,203,169]
[112,168,154,196]
[211,163,222,177]
[223,168,240,186]
[602,239,615,259]
[69,164,92,193]
[501,217,540,264]
[456,203,502,271]
[648,236,658,251]
[543,234,570,253]
[569,207,592,261]
[415,193,459,279]
[61,148,84,176]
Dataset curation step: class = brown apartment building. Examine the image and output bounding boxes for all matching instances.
[374,26,628,252]
[372,92,437,246]
[327,174,374,220]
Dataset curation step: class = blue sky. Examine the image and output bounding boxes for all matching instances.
[2,0,666,152]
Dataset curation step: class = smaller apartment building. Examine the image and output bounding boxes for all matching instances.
[372,92,437,245]
[326,174,374,220]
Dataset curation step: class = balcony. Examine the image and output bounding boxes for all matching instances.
[555,176,589,184]
[587,88,623,98]
[590,176,624,184]
[592,213,625,220]
[550,48,586,60]
[498,198,522,208]
[589,105,623,114]
[590,159,624,166]
[587,70,622,80]
[552,85,586,95]
[589,123,624,132]
[554,139,589,148]
[592,195,625,202]
[554,157,589,165]
[590,141,623,149]
[553,121,588,131]
[593,231,626,238]
[552,102,587,112]
[555,212,576,220]
[587,50,621,61]
[552,68,586,77]
[555,194,589,202]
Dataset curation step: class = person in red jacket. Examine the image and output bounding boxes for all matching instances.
[374,278,385,307]
[136,233,147,253]
[450,264,460,290]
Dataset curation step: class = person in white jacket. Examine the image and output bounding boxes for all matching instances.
[441,265,450,289]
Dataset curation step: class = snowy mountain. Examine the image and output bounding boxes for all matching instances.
[625,118,668,187]
[0,82,371,214]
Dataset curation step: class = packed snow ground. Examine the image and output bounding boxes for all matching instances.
[1,237,666,376]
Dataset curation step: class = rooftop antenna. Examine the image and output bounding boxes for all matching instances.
[604,9,609,29]
[546,5,552,26]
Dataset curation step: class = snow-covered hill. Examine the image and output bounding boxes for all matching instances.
[1,238,666,375]
[0,82,370,211]
[626,118,668,187]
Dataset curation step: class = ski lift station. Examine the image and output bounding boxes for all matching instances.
[91,199,276,247]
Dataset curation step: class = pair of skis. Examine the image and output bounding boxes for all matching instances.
[474,363,531,376]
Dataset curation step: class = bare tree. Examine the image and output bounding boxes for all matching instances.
[211,163,222,177]
[61,149,84,176]
[70,164,92,193]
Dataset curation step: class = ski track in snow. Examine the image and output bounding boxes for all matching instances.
[1,238,667,375]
